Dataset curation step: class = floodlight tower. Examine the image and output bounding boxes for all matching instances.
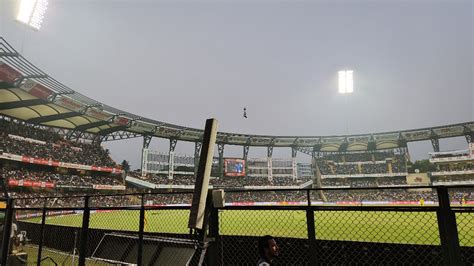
[16,0,48,30]
[338,70,354,134]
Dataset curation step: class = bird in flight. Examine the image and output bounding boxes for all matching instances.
[243,107,247,118]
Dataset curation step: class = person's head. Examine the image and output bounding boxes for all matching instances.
[258,235,279,261]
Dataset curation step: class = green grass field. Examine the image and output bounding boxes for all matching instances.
[24,209,474,246]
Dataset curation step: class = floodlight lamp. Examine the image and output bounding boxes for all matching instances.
[338,70,354,94]
[17,0,48,30]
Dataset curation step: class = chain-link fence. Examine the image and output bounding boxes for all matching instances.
[1,186,472,265]
[451,186,474,264]
[219,209,309,265]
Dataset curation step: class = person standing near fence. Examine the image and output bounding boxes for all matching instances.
[257,235,279,266]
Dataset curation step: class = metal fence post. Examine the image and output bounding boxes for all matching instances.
[436,186,462,265]
[306,190,317,265]
[36,199,47,266]
[137,194,145,266]
[1,198,13,266]
[78,196,90,266]
[207,205,220,266]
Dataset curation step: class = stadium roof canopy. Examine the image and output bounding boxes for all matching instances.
[0,38,473,152]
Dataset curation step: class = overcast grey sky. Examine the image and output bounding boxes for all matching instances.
[0,0,473,169]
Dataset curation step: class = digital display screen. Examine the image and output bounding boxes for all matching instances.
[224,159,246,177]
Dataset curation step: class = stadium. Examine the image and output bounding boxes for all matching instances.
[0,1,473,265]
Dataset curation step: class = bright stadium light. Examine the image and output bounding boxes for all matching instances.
[16,0,48,30]
[338,70,354,94]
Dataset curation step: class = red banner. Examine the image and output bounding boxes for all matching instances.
[20,80,53,100]
[55,97,83,112]
[85,108,111,121]
[0,62,21,84]
[8,179,55,188]
[1,152,122,174]
[32,158,49,165]
[8,180,19,186]
[114,117,130,126]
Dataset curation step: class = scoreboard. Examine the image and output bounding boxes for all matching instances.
[224,159,246,177]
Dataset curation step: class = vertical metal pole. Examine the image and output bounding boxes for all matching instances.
[78,196,90,266]
[207,205,220,266]
[436,186,462,265]
[137,194,145,266]
[194,141,202,178]
[72,231,78,265]
[217,143,224,179]
[306,190,317,265]
[1,198,14,266]
[36,199,47,266]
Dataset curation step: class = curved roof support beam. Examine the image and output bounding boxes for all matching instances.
[97,125,128,136]
[0,99,44,110]
[73,120,111,132]
[26,112,79,124]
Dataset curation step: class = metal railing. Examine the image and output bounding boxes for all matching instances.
[0,186,472,265]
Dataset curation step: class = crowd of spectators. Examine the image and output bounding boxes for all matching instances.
[436,163,474,172]
[9,191,84,208]
[321,179,348,187]
[321,177,408,187]
[222,189,472,203]
[430,151,470,159]
[350,180,378,188]
[138,173,418,189]
[361,163,388,174]
[145,193,193,205]
[377,178,407,186]
[9,191,135,208]
[0,119,62,143]
[0,120,116,167]
[139,174,306,188]
[316,160,407,176]
[431,176,474,184]
[1,168,122,187]
[146,174,195,186]
[391,155,408,173]
[315,151,408,176]
[334,164,359,175]
[9,188,473,208]
[225,191,306,203]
